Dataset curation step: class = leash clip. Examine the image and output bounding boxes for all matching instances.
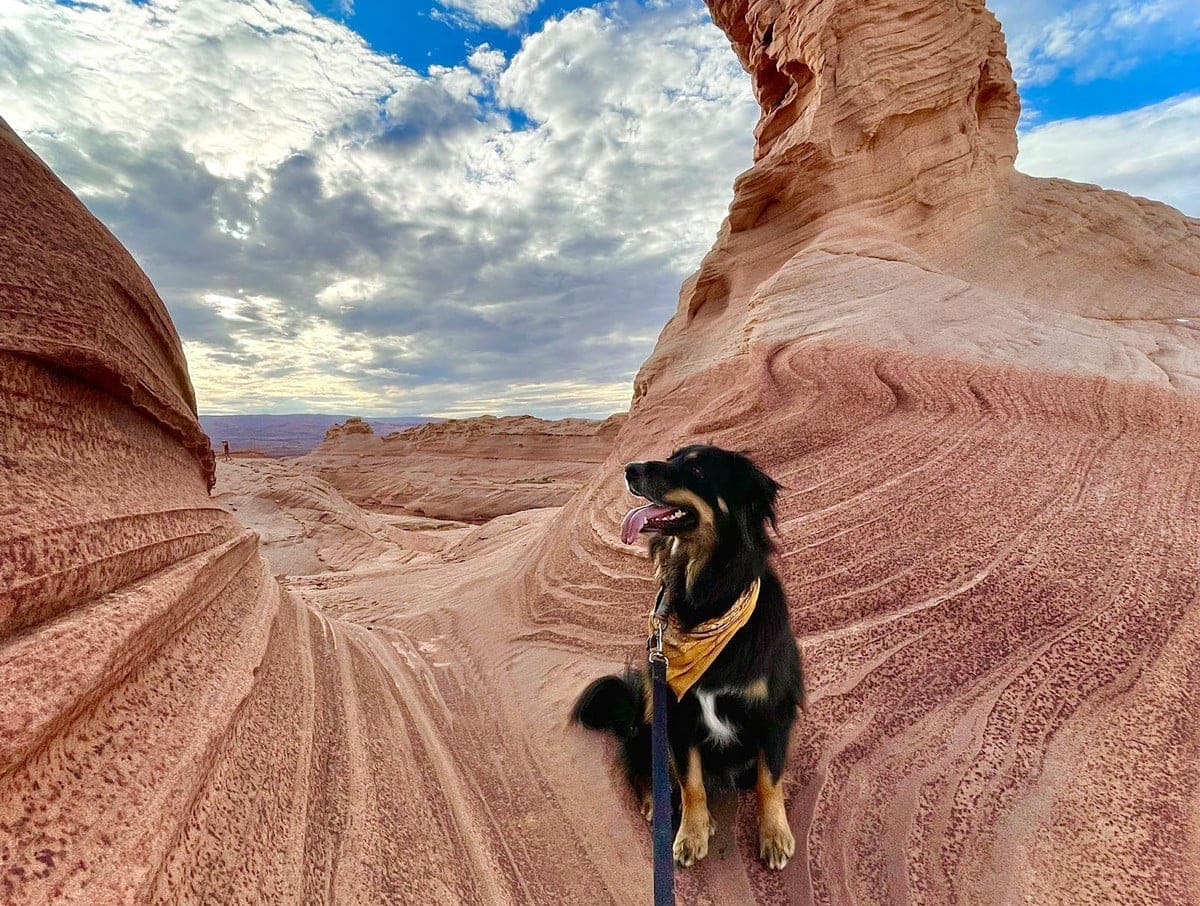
[647,619,667,666]
[648,586,669,667]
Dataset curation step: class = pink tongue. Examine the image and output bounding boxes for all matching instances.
[620,503,676,545]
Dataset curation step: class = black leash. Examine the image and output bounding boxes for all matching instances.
[647,587,674,906]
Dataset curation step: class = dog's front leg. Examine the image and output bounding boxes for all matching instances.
[673,746,714,866]
[756,751,795,869]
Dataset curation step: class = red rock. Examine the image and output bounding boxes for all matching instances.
[4,0,1200,901]
[321,415,375,442]
[534,1,1200,901]
[303,413,625,523]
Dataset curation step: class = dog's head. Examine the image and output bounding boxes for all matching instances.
[621,445,780,557]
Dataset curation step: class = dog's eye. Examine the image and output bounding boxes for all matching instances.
[690,464,704,478]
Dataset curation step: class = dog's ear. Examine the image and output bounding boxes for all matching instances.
[752,466,780,531]
[734,455,780,548]
[737,450,781,527]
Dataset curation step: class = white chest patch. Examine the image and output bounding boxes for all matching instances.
[695,690,738,747]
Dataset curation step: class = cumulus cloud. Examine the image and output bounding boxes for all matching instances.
[0,0,402,180]
[1018,93,1200,215]
[0,0,757,417]
[437,0,541,29]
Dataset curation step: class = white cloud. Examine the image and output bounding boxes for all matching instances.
[437,0,541,29]
[467,44,507,79]
[316,276,386,309]
[0,0,410,180]
[991,0,1200,85]
[1018,93,1200,215]
[0,0,756,417]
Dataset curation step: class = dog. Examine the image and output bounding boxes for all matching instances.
[571,444,803,870]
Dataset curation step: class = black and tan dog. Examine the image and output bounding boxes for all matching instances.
[572,445,803,869]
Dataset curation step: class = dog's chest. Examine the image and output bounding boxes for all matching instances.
[694,689,738,746]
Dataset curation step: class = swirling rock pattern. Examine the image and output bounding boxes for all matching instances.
[533,342,1200,903]
[0,120,522,903]
[4,0,1200,900]
[522,0,1200,901]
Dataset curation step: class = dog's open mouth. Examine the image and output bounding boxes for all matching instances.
[620,501,698,544]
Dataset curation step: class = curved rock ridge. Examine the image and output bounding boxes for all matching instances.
[1,122,622,904]
[304,412,626,523]
[0,122,216,491]
[635,0,1200,397]
[524,0,1200,901]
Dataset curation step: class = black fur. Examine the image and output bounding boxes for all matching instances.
[572,445,803,807]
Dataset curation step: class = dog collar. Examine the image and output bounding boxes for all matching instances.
[647,578,761,699]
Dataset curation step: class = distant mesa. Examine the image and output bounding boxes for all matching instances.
[307,412,626,523]
[3,0,1200,901]
[199,413,437,457]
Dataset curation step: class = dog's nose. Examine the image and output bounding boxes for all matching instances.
[625,461,646,481]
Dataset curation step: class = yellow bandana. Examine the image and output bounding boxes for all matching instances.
[649,578,761,699]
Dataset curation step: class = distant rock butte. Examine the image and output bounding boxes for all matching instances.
[320,415,375,442]
[3,0,1200,902]
[305,413,625,523]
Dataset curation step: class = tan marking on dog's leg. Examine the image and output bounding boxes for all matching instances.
[756,753,795,870]
[635,775,653,822]
[744,677,769,702]
[673,747,714,867]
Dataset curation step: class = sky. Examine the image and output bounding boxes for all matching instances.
[0,0,1197,418]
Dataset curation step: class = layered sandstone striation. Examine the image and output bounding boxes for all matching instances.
[637,0,1200,393]
[0,120,628,904]
[530,0,1200,902]
[4,0,1200,902]
[303,413,625,523]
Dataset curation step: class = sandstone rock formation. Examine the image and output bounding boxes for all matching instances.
[211,458,430,576]
[637,0,1200,396]
[320,415,375,443]
[303,413,625,523]
[531,0,1200,901]
[0,119,623,904]
[4,0,1200,901]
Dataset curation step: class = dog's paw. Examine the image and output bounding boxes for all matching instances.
[672,815,716,866]
[672,830,707,867]
[759,821,795,870]
[640,794,653,823]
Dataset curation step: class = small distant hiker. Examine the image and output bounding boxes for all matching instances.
[222,440,231,462]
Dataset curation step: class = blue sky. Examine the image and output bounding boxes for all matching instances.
[337,0,1200,122]
[320,1,581,66]
[1,0,1197,417]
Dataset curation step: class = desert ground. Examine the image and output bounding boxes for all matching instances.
[2,0,1200,903]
